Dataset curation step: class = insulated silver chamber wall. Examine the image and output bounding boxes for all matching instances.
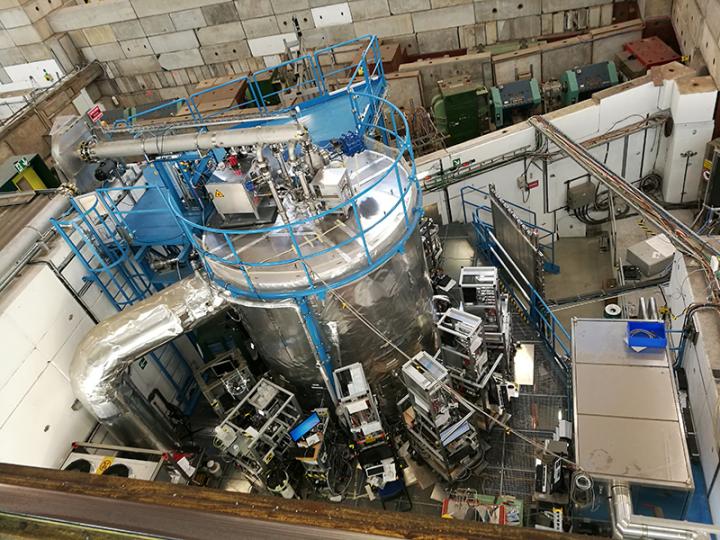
[234,232,436,404]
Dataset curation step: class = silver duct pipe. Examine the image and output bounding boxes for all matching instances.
[611,482,720,540]
[70,273,229,449]
[0,192,70,285]
[81,124,308,161]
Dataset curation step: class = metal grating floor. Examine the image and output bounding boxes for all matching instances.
[433,225,570,513]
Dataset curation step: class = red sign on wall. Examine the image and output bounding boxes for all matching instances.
[87,105,103,123]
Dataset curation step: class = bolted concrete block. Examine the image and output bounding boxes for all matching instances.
[20,42,51,62]
[47,33,82,71]
[588,5,601,26]
[432,0,473,7]
[417,27,459,53]
[92,42,126,62]
[272,0,310,13]
[202,2,240,25]
[130,0,227,19]
[170,9,207,31]
[459,23,486,48]
[552,11,564,32]
[541,12,552,33]
[389,0,429,14]
[0,7,30,28]
[120,37,153,58]
[113,20,146,41]
[83,25,116,46]
[158,49,205,69]
[246,32,294,55]
[0,0,19,8]
[22,0,61,24]
[47,0,136,32]
[475,0,541,22]
[0,30,12,49]
[7,24,44,46]
[241,15,279,39]
[600,2,613,25]
[157,86,188,100]
[140,14,176,37]
[200,40,251,63]
[149,30,199,54]
[171,69,191,86]
[496,14,541,40]
[301,22,356,48]
[351,0,390,20]
[114,55,162,76]
[235,0,273,18]
[0,46,25,66]
[380,32,418,55]
[81,46,97,62]
[197,22,246,45]
[275,10,315,32]
[354,14,412,37]
[541,0,606,11]
[485,20,497,43]
[67,29,89,48]
[412,4,473,32]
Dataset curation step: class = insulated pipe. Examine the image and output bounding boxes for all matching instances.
[81,124,308,161]
[611,482,720,540]
[70,273,229,449]
[0,192,70,286]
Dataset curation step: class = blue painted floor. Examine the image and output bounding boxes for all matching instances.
[687,463,714,524]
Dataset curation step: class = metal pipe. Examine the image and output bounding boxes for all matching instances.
[528,116,720,259]
[611,482,720,540]
[639,297,648,319]
[0,192,70,285]
[82,124,308,161]
[70,272,229,449]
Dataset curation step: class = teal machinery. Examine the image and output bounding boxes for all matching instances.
[560,61,618,106]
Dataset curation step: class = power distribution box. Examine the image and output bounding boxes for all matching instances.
[567,180,595,210]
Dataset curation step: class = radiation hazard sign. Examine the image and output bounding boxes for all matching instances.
[214,190,224,198]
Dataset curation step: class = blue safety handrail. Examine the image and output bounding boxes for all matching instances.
[116,35,384,129]
[460,185,558,269]
[460,187,571,364]
[163,90,420,300]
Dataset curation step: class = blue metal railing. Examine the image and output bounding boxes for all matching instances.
[460,187,571,364]
[460,185,558,271]
[114,35,385,130]
[166,91,421,300]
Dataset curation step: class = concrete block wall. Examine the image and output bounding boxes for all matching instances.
[0,0,83,77]
[673,0,720,85]
[0,0,640,107]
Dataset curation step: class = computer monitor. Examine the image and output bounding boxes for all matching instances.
[290,411,321,442]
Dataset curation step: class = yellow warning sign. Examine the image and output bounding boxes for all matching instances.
[214,190,224,198]
[96,456,114,475]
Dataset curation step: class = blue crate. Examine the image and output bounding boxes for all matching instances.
[627,320,667,349]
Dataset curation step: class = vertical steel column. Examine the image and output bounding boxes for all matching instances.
[297,296,338,404]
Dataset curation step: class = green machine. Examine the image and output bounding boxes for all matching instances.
[489,79,542,128]
[431,76,491,146]
[560,61,619,106]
